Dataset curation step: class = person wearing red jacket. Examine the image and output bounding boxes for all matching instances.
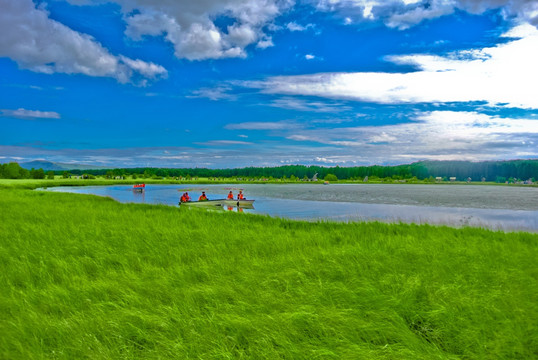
[227,191,234,199]
[199,191,208,201]
[237,190,244,200]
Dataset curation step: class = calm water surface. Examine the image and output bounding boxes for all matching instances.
[42,184,538,232]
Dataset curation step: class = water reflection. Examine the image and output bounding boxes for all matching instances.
[132,188,145,202]
[225,206,246,213]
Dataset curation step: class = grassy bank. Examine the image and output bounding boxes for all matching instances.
[1,188,537,359]
[2,178,532,192]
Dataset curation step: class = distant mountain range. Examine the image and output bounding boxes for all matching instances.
[19,160,107,171]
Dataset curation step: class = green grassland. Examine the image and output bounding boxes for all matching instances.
[2,175,530,192]
[1,186,537,359]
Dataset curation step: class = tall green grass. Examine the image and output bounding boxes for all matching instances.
[1,189,537,359]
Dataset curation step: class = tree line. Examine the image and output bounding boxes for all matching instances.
[2,160,537,182]
[0,163,55,179]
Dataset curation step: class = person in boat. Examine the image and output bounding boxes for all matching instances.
[180,193,187,203]
[199,191,208,201]
[227,191,234,199]
[237,190,245,200]
[184,192,191,202]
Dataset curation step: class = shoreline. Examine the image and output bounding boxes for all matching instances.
[36,183,538,233]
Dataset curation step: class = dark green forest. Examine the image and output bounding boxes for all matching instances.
[0,163,51,180]
[2,160,537,182]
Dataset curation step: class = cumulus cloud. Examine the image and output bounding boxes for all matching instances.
[239,24,538,109]
[386,1,455,29]
[312,0,538,29]
[109,0,294,60]
[0,108,61,120]
[0,0,167,84]
[47,0,537,66]
[256,37,275,49]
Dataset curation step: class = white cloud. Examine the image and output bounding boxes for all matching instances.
[40,0,537,68]
[0,0,167,84]
[286,110,538,160]
[4,109,536,166]
[115,0,293,60]
[386,1,454,29]
[188,86,237,101]
[457,0,538,26]
[240,24,538,109]
[256,36,275,48]
[268,97,351,112]
[222,110,538,163]
[305,54,315,60]
[286,22,314,31]
[1,108,61,120]
[312,0,538,29]
[119,56,168,80]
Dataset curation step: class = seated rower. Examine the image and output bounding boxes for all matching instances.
[184,192,191,202]
[199,191,208,201]
[180,193,187,203]
[227,191,234,199]
[237,190,245,200]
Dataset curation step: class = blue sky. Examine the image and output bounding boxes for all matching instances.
[1,0,537,168]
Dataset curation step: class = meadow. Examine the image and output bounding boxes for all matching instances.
[0,182,537,359]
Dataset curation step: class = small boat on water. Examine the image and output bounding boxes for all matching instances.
[180,199,255,208]
[133,183,145,192]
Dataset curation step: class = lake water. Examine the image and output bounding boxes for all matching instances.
[42,184,538,232]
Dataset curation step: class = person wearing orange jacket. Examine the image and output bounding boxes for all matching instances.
[199,191,208,201]
[227,191,234,199]
[184,192,191,202]
[237,190,244,200]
